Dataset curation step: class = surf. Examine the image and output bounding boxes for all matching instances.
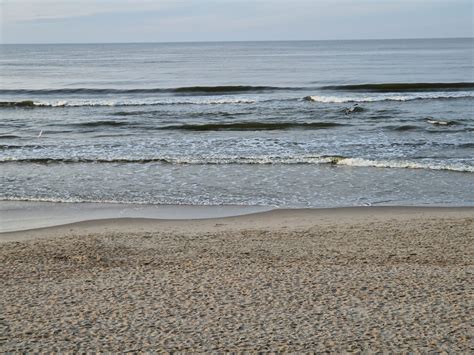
[2,155,472,172]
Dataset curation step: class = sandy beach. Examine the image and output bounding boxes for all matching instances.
[0,207,472,352]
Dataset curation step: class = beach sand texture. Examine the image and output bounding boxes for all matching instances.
[1,208,473,352]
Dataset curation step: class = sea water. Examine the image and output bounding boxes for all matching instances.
[0,39,473,207]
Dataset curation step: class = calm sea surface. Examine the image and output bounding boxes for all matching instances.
[0,39,473,207]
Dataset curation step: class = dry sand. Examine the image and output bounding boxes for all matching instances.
[1,207,473,352]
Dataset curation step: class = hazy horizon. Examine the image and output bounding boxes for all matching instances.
[1,0,472,44]
[1,36,473,46]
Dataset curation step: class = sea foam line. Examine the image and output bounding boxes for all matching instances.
[303,92,474,103]
[0,98,257,108]
[1,90,472,108]
[1,155,472,172]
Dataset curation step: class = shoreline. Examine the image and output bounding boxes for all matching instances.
[3,199,472,235]
[1,204,472,242]
[0,201,274,234]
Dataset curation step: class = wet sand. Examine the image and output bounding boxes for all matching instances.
[0,201,272,233]
[1,207,472,352]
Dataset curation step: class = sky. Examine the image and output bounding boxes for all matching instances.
[1,0,472,44]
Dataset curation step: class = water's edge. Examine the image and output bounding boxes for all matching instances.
[2,201,474,233]
[0,201,274,233]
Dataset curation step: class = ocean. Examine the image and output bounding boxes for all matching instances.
[0,38,473,207]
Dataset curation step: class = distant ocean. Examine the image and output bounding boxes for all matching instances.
[1,39,473,207]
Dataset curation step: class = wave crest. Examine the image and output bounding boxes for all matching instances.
[0,98,257,108]
[303,92,473,103]
[1,155,471,172]
[160,122,345,131]
[0,85,295,96]
[0,100,36,108]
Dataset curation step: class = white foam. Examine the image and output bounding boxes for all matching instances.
[304,91,474,103]
[336,158,474,173]
[162,155,337,165]
[13,90,473,107]
[2,154,472,172]
[31,97,257,107]
[426,119,452,126]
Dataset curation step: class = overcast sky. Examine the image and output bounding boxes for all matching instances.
[1,0,472,44]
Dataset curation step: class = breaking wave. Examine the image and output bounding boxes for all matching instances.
[0,101,37,108]
[334,158,473,173]
[0,98,258,108]
[303,92,473,103]
[1,155,472,172]
[2,89,471,109]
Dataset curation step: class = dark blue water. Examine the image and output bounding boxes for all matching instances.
[1,39,473,207]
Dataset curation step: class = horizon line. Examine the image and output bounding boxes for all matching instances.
[1,36,472,46]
